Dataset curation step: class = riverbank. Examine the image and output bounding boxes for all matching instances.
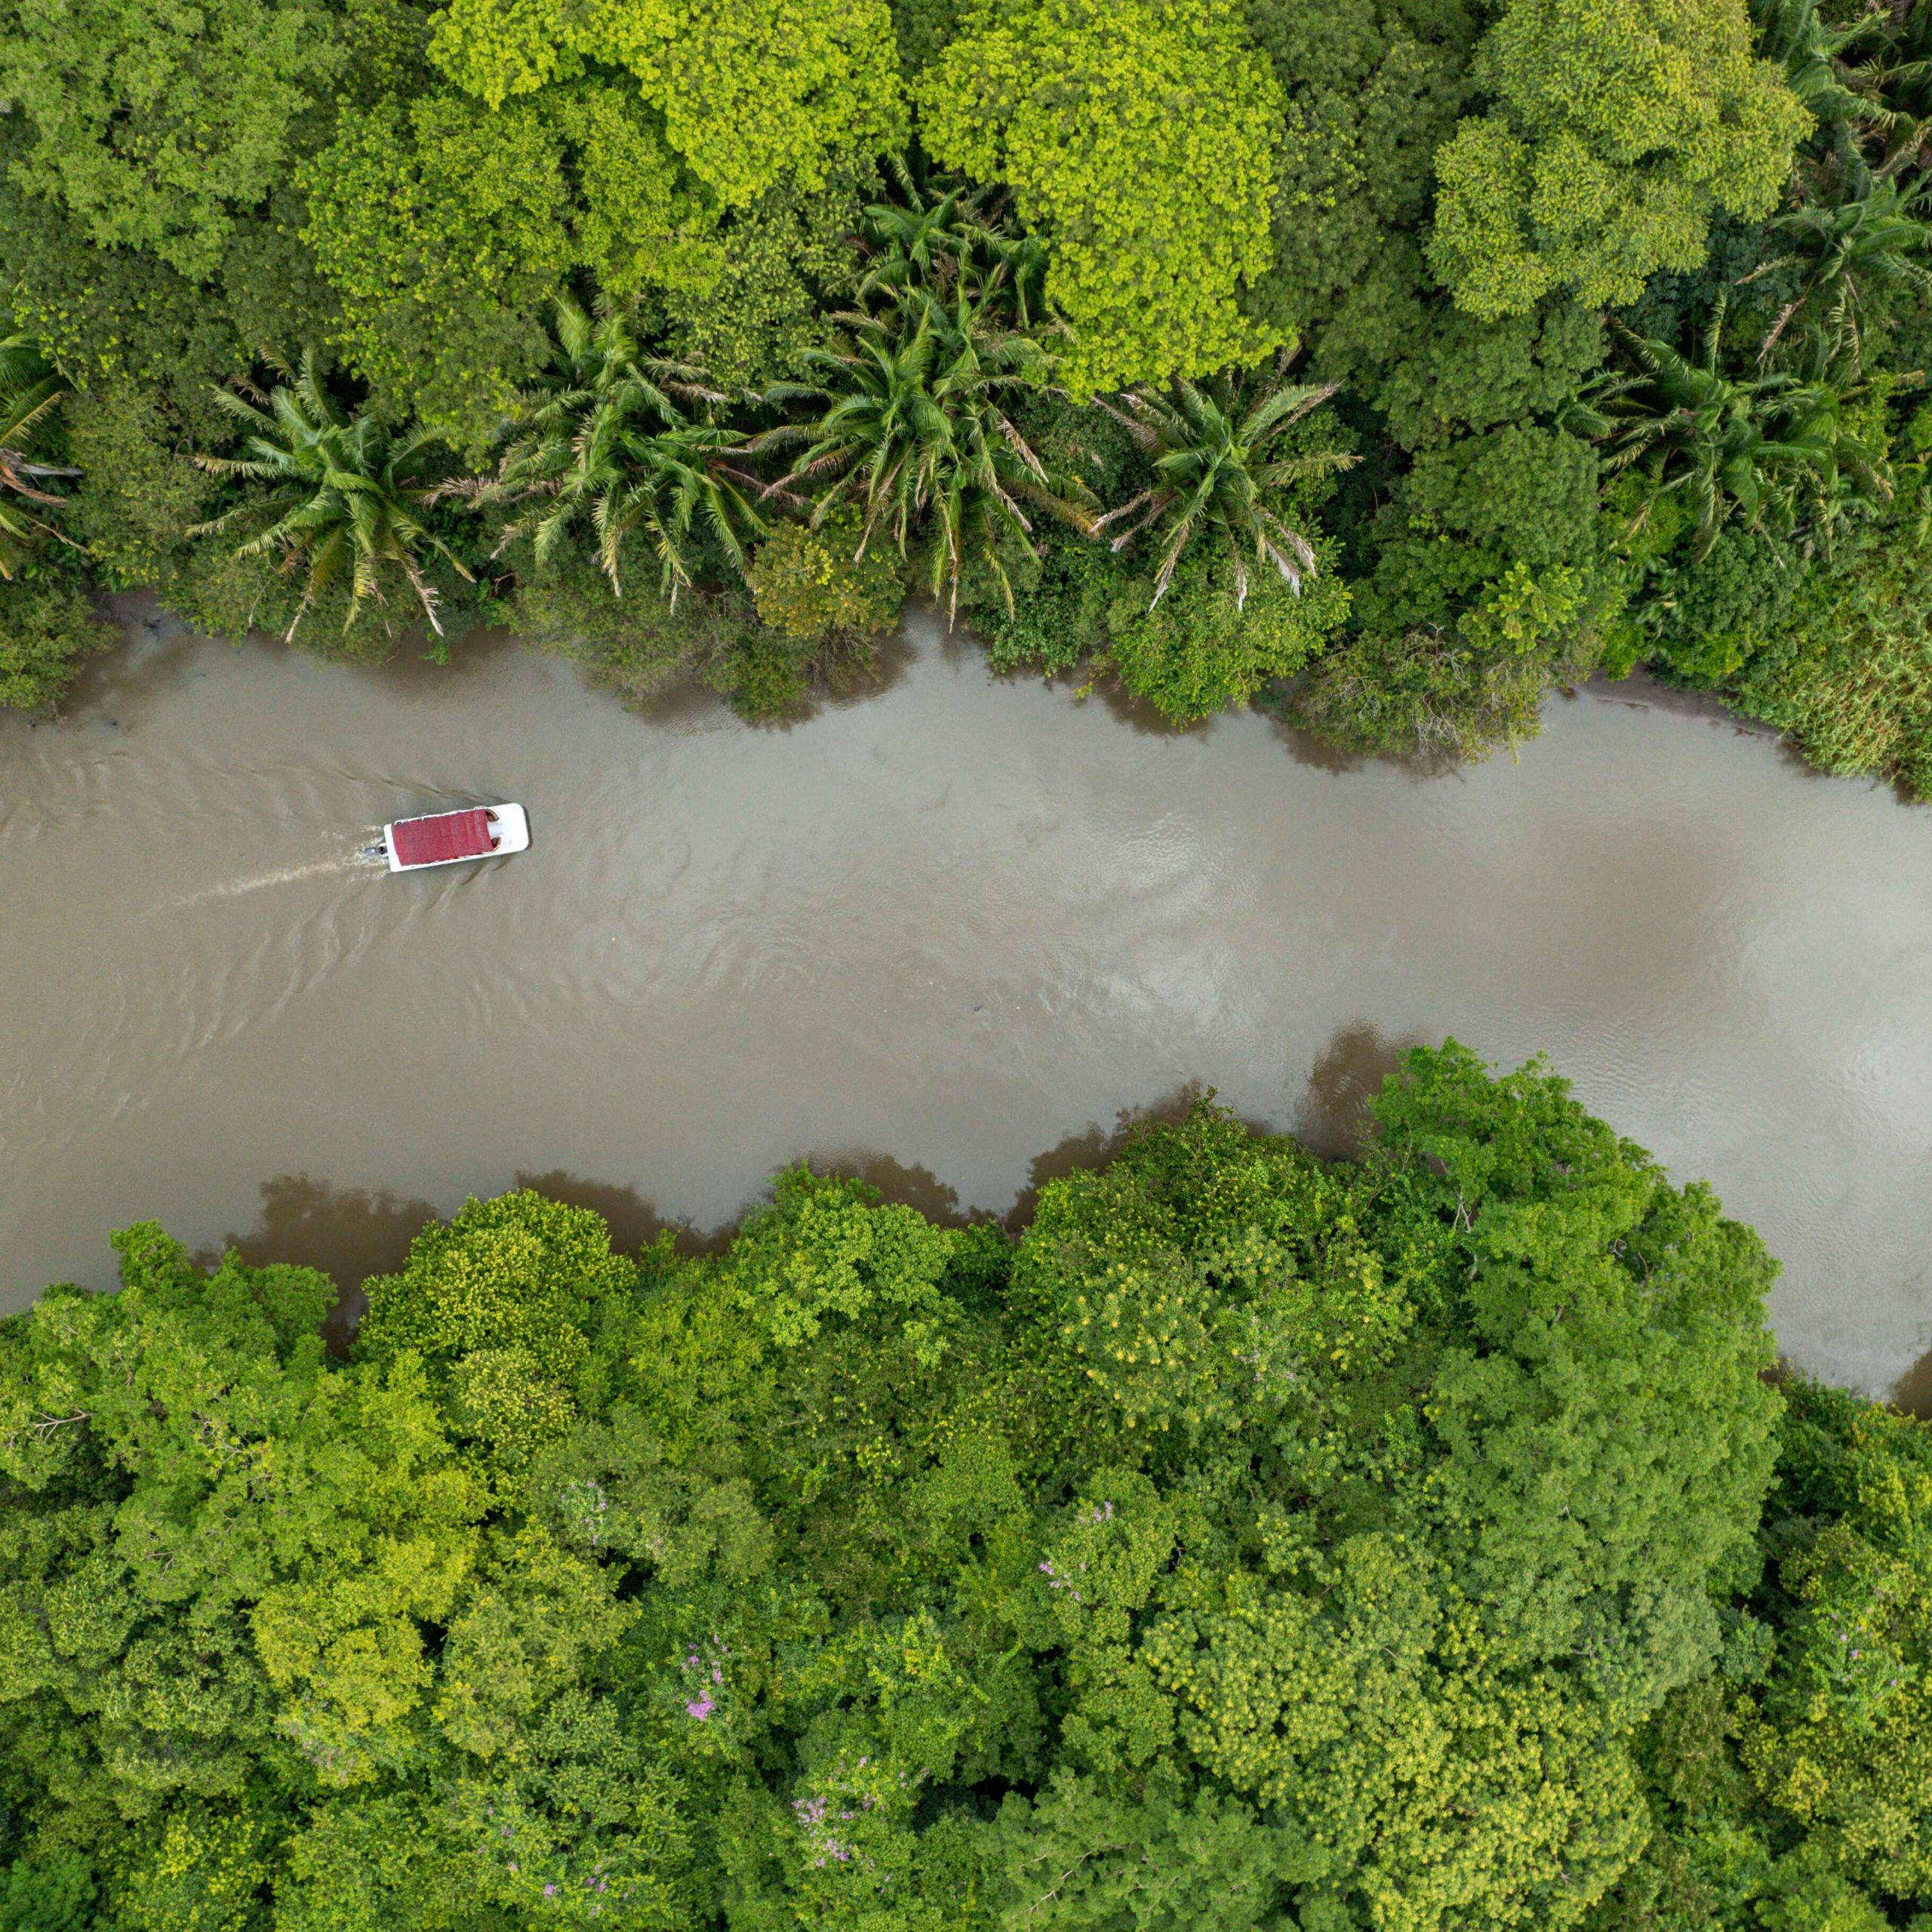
[6,605,1930,1398]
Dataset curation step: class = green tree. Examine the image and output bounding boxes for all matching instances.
[0,1223,440,1820]
[992,1775,1317,1932]
[300,91,579,448]
[1094,364,1355,608]
[486,295,766,603]
[1100,544,1352,724]
[758,285,1092,617]
[1429,0,1812,318]
[1241,0,1475,348]
[1374,1041,1783,1711]
[916,0,1284,392]
[0,0,343,280]
[189,353,472,642]
[1736,1384,1932,1905]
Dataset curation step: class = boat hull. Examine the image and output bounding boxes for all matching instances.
[383,803,530,872]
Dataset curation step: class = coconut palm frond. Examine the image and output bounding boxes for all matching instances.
[1096,365,1349,609]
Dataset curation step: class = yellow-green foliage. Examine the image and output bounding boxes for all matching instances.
[1146,1534,1647,1932]
[426,0,906,207]
[916,0,1284,392]
[1430,0,1811,318]
[748,509,906,640]
[118,1804,275,1932]
[0,0,343,280]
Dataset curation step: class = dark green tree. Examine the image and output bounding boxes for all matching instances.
[758,283,1093,617]
[190,353,472,641]
[485,294,766,603]
[1586,311,1892,558]
[1093,363,1355,608]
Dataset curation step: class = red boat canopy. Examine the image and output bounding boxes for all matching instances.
[391,808,496,867]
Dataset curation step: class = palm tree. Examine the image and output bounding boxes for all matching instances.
[1754,176,1932,364]
[752,284,1092,621]
[1091,365,1356,610]
[485,294,765,604]
[0,334,79,580]
[1583,309,1889,556]
[1837,0,1932,180]
[1757,0,1878,155]
[192,352,471,641]
[854,168,1051,330]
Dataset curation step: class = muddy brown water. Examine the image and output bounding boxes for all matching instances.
[5,605,1932,1399]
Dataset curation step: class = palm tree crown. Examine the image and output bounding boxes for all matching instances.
[487,294,765,604]
[1094,366,1356,610]
[755,281,1092,621]
[192,352,470,641]
[854,172,1050,330]
[1584,310,1892,557]
[1755,176,1932,365]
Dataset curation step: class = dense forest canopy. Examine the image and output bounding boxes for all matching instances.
[8,5,1932,1923]
[0,1044,1929,1930]
[4,0,1932,782]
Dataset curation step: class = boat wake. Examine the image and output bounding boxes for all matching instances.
[167,846,388,909]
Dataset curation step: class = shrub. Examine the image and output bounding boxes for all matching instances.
[1103,547,1351,725]
[0,577,114,711]
[1287,563,1622,761]
[1728,523,1932,799]
[747,509,905,641]
[513,562,755,705]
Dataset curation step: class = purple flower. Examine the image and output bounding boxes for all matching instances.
[687,1697,715,1721]
[545,1883,558,1897]
[712,1666,723,1684]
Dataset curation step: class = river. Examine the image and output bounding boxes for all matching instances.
[4,604,1930,1398]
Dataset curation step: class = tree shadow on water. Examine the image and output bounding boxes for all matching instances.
[808,1152,977,1228]
[1890,1346,1932,1419]
[511,1168,730,1257]
[1292,1022,1424,1161]
[205,1170,731,1351]
[1003,1084,1220,1231]
[198,1174,440,1350]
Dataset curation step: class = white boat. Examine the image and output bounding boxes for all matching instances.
[375,804,530,873]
